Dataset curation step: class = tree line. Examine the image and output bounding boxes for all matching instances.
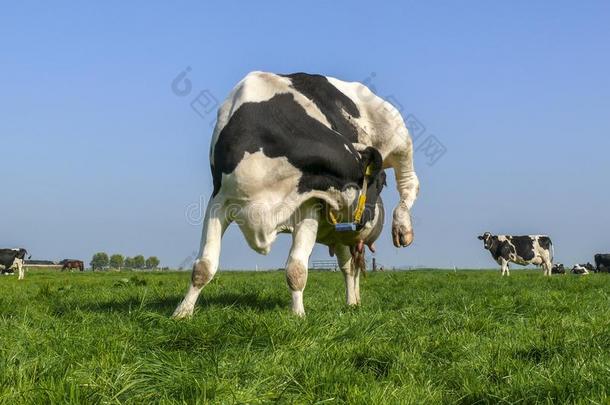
[90,253,160,271]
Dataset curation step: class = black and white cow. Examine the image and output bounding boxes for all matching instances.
[0,248,29,280]
[571,263,594,275]
[477,233,554,276]
[582,262,595,272]
[551,263,566,274]
[174,71,419,317]
[594,254,610,273]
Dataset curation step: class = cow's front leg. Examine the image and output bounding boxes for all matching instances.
[499,259,509,276]
[17,259,25,280]
[388,147,419,248]
[173,198,230,319]
[285,212,318,317]
[335,245,360,306]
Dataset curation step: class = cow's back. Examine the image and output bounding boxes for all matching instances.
[209,72,368,200]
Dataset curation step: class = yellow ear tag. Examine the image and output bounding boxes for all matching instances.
[328,210,338,225]
[353,194,367,223]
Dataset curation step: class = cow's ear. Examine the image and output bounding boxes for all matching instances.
[358,147,383,180]
[477,235,484,240]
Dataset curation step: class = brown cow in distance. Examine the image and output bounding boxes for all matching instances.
[61,260,84,272]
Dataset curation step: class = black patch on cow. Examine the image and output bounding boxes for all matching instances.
[485,236,513,261]
[499,241,514,260]
[280,72,361,142]
[507,236,536,261]
[0,248,27,273]
[538,236,552,251]
[212,93,385,223]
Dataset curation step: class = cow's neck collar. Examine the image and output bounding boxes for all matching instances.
[328,165,372,232]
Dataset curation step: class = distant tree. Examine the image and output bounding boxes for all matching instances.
[109,254,124,270]
[90,252,109,271]
[145,256,160,269]
[133,255,145,269]
[124,257,135,269]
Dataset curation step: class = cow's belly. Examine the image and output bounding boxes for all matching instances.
[232,199,298,255]
[217,151,299,254]
[511,257,531,266]
[511,256,542,266]
[219,150,351,254]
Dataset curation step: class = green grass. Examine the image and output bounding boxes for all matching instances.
[1,269,609,404]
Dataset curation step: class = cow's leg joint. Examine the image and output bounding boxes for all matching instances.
[192,258,214,288]
[286,260,307,292]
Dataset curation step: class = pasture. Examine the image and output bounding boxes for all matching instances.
[1,269,609,404]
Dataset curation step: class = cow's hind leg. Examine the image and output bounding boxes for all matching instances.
[542,259,552,276]
[173,197,230,319]
[285,206,318,317]
[336,245,361,306]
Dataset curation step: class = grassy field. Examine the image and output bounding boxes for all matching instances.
[1,269,609,404]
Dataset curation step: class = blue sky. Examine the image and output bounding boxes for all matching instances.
[1,1,609,269]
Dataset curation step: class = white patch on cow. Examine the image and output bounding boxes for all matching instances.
[572,264,590,275]
[326,76,409,153]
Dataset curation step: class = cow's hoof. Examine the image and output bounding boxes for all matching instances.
[392,205,414,247]
[392,226,413,247]
[172,305,194,319]
[291,308,306,317]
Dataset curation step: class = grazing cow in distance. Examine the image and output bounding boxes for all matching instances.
[581,262,595,272]
[571,264,592,275]
[0,248,30,280]
[61,259,85,272]
[477,232,554,276]
[174,71,419,318]
[594,254,610,273]
[551,263,566,274]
